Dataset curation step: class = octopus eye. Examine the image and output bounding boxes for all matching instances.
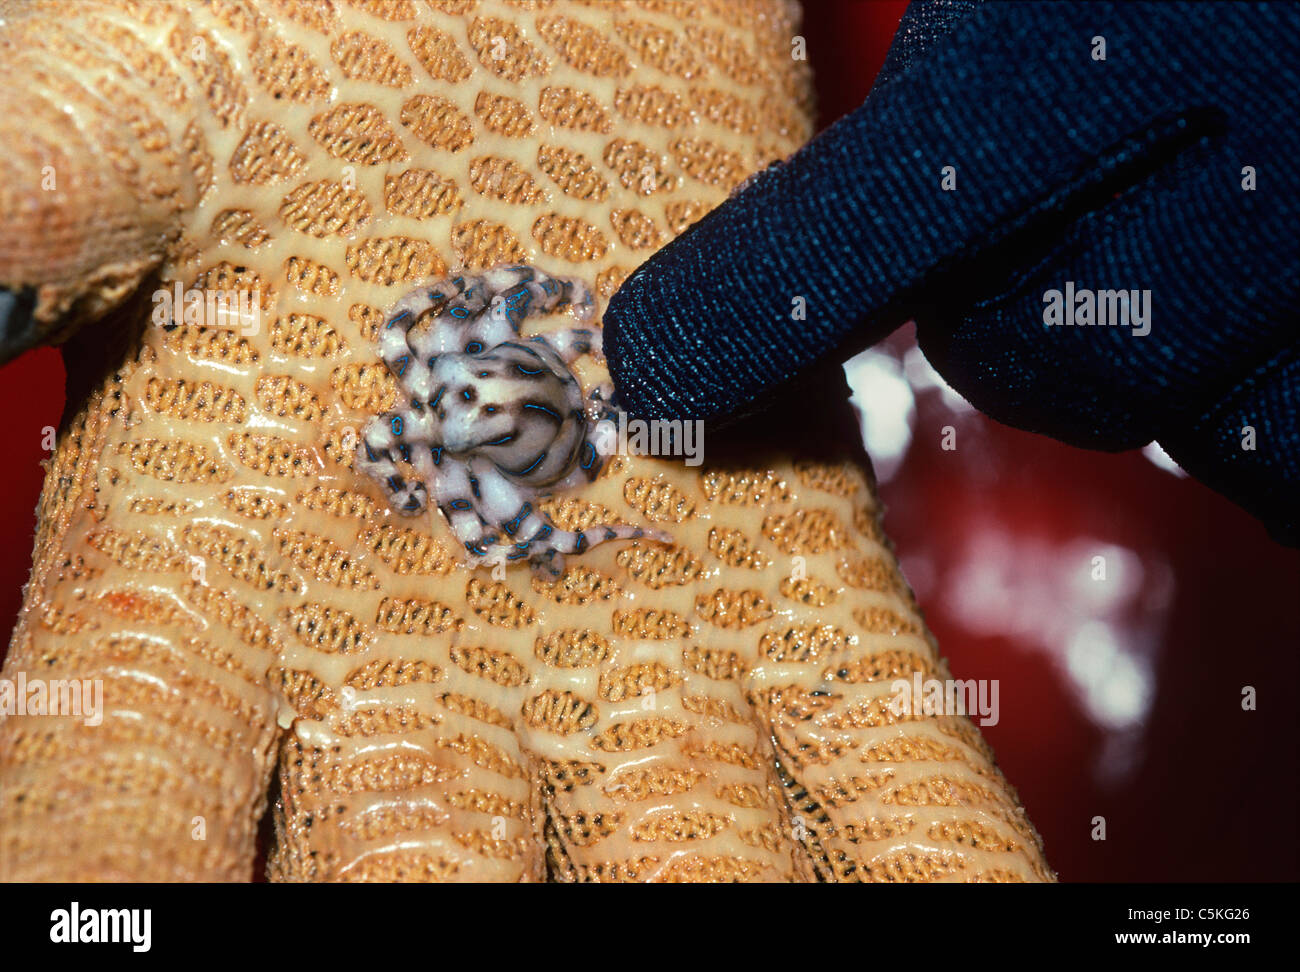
[465,341,484,353]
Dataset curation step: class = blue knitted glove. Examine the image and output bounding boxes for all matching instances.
[603,1,1300,545]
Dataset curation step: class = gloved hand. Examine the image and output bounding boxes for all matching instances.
[604,0,1300,546]
[0,0,1059,885]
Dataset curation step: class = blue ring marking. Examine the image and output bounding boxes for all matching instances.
[451,276,465,288]
[466,541,486,556]
[450,305,470,318]
[469,475,480,499]
[516,363,545,375]
[431,446,443,465]
[524,403,561,420]
[535,524,552,542]
[502,501,531,536]
[515,452,546,476]
[478,370,490,378]
[386,476,403,492]
[399,443,411,462]
[462,389,473,401]
[507,549,529,560]
[430,387,445,408]
[390,415,404,436]
[574,533,588,553]
[403,496,422,512]
[394,354,409,376]
[580,441,596,469]
[632,528,644,539]
[465,341,484,353]
[364,442,378,462]
[386,309,410,329]
[450,499,471,511]
[481,433,517,447]
[427,355,439,367]
[484,405,499,415]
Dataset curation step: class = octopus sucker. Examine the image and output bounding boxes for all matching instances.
[357,264,669,578]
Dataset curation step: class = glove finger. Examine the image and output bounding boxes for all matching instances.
[604,2,1300,429]
[0,10,195,364]
[1160,345,1300,546]
[917,106,1299,452]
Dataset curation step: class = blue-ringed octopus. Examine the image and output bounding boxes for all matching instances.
[355,264,668,578]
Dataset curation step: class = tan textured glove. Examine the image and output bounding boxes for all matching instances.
[0,0,1052,882]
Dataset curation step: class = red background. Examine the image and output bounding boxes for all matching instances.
[1,1,1295,881]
